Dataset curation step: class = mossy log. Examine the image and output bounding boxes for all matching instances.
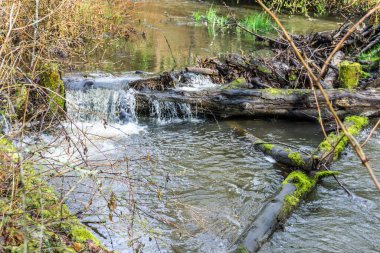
[39,63,65,114]
[228,121,316,171]
[233,115,369,253]
[134,88,380,120]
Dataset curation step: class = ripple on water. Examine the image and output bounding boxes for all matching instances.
[261,134,380,253]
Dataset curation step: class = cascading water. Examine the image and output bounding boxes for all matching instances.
[64,73,216,126]
[176,73,217,91]
[66,88,137,124]
[150,100,195,125]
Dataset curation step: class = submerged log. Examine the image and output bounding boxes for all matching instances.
[233,116,369,253]
[227,121,315,171]
[134,88,380,120]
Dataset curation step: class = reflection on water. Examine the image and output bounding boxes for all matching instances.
[79,0,340,73]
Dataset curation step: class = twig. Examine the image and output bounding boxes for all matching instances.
[361,119,380,147]
[322,164,353,197]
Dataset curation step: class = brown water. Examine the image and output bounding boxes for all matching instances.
[79,0,341,73]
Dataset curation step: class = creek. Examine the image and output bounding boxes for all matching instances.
[49,1,380,252]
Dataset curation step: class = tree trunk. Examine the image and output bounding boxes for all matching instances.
[134,88,380,120]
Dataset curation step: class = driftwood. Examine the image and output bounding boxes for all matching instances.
[134,88,380,120]
[185,67,219,76]
[232,116,369,252]
[196,23,380,89]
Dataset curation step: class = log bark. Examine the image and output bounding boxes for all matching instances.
[134,88,380,120]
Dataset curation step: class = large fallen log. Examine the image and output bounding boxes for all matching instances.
[134,88,380,120]
[231,116,370,253]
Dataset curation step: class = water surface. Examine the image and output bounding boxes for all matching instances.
[79,0,341,73]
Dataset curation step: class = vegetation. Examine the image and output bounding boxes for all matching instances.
[0,0,134,251]
[1,0,379,252]
[218,0,380,18]
[193,6,274,32]
[239,13,273,32]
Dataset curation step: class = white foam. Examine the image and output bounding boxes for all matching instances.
[176,73,217,91]
[65,122,146,139]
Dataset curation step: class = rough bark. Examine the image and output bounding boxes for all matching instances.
[134,88,380,120]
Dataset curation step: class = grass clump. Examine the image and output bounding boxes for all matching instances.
[361,44,380,61]
[193,6,274,33]
[239,13,273,32]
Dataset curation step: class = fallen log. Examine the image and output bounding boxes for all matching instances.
[227,121,316,171]
[232,115,369,253]
[134,88,380,120]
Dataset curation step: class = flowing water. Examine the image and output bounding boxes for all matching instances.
[52,1,380,252]
[52,73,322,252]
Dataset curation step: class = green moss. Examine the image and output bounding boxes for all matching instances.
[315,170,340,180]
[234,244,250,253]
[288,152,306,167]
[345,115,369,129]
[289,71,297,81]
[264,88,308,96]
[265,88,283,95]
[39,63,65,114]
[318,116,368,160]
[281,171,316,218]
[227,77,248,89]
[14,84,28,117]
[280,170,337,219]
[257,65,272,74]
[0,137,19,164]
[262,143,274,152]
[338,61,361,89]
[71,226,101,244]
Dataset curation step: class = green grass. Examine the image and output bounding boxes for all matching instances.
[239,13,273,32]
[192,7,273,33]
[193,10,202,22]
[205,6,228,27]
[359,44,380,62]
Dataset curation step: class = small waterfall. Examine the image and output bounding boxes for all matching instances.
[64,72,215,126]
[150,100,194,125]
[176,73,217,91]
[66,88,137,124]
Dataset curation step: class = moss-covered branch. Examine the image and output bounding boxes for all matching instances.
[233,115,369,253]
